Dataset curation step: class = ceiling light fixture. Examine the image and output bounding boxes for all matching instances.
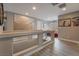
[32,6,36,10]
[25,13,29,15]
[59,3,66,11]
[62,7,66,11]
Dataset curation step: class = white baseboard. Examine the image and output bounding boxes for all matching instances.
[60,38,79,44]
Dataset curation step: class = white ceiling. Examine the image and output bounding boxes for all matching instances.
[4,3,79,21]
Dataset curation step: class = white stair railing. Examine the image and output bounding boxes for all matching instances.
[0,31,54,56]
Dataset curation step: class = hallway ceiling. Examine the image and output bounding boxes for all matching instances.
[4,3,79,21]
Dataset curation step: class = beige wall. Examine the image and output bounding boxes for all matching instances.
[14,15,33,31]
[48,21,58,31]
[4,12,58,32]
[59,27,79,41]
[58,11,79,41]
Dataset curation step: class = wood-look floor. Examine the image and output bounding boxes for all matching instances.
[32,38,79,56]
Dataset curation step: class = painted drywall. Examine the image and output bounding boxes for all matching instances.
[14,15,33,31]
[4,12,58,32]
[4,12,14,32]
[48,21,58,31]
[59,27,79,41]
[58,11,79,42]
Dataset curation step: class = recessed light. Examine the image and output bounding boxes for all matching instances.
[32,6,36,10]
[25,13,29,15]
[62,7,66,11]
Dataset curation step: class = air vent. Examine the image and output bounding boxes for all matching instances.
[59,3,66,8]
[51,3,59,6]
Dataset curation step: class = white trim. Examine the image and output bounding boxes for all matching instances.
[60,38,79,44]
